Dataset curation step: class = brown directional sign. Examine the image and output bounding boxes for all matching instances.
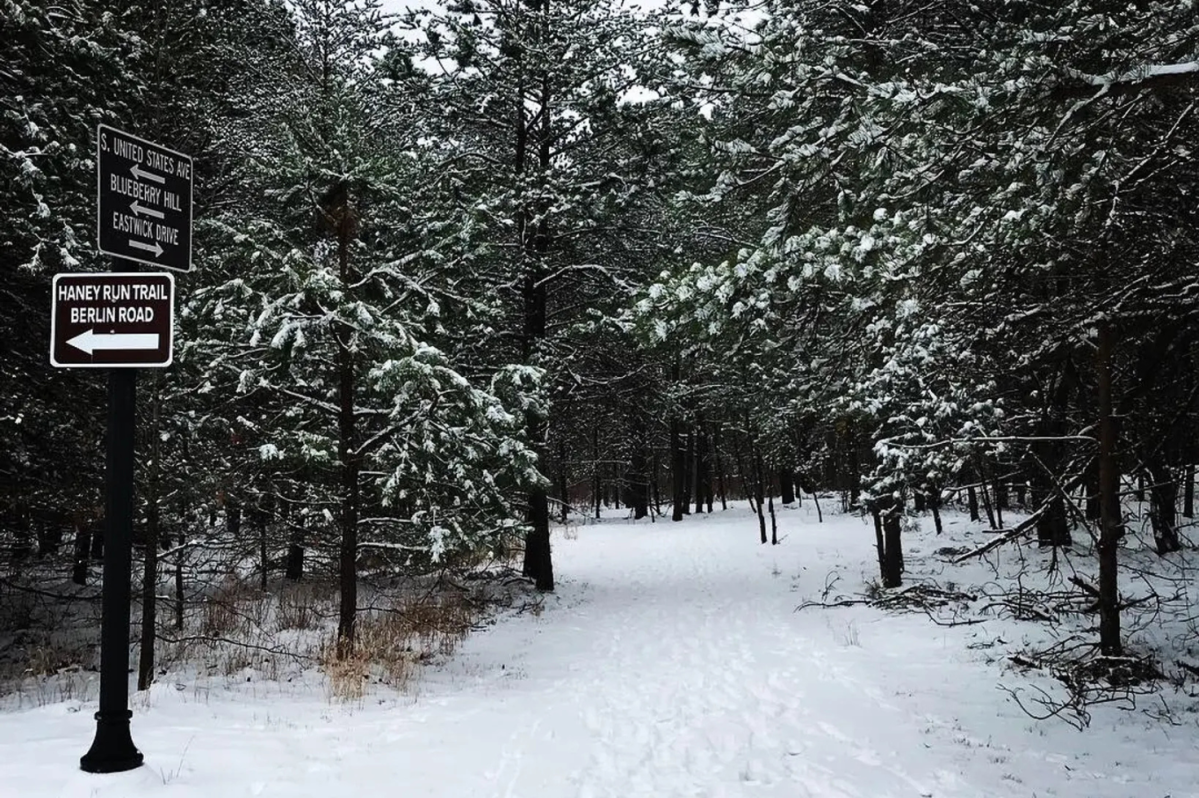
[97,125,193,272]
[50,273,174,368]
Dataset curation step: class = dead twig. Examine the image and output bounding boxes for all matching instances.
[952,507,1046,563]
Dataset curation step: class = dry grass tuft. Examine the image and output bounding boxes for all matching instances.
[1,561,509,708]
[321,642,371,704]
[25,641,88,677]
[320,590,479,703]
[201,577,261,637]
[403,591,474,657]
[320,613,414,703]
[276,582,329,631]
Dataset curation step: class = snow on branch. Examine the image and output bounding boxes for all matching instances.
[357,540,431,552]
[1061,62,1199,97]
[881,434,1097,451]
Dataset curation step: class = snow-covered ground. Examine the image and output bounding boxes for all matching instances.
[2,502,1197,797]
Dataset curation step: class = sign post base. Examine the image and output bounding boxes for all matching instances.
[80,710,143,773]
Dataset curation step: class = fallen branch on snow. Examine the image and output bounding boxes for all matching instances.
[796,581,978,616]
[951,507,1046,563]
[155,633,317,663]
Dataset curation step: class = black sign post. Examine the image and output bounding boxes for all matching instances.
[96,124,193,273]
[71,126,191,775]
[79,362,143,774]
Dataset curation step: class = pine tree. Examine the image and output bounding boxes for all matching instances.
[1,0,140,564]
[409,0,685,587]
[189,0,538,653]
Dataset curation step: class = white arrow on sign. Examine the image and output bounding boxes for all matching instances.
[129,239,164,257]
[130,200,164,220]
[130,164,166,185]
[67,329,159,355]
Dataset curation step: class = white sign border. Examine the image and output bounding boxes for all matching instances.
[50,271,176,369]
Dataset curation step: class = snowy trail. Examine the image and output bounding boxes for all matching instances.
[557,527,954,798]
[2,504,1197,798]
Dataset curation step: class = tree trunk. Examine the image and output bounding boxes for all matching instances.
[650,452,662,517]
[750,444,768,544]
[519,380,552,591]
[524,473,554,591]
[681,428,694,515]
[767,490,779,545]
[1038,492,1071,548]
[517,345,549,587]
[285,516,304,582]
[558,441,569,523]
[697,422,713,513]
[1085,458,1101,520]
[137,507,158,692]
[871,505,886,579]
[1096,322,1122,657]
[993,473,1005,529]
[848,428,861,509]
[779,469,795,505]
[338,354,359,647]
[732,434,749,504]
[258,504,269,590]
[882,506,903,587]
[336,222,360,655]
[505,12,556,590]
[629,446,649,520]
[670,411,685,522]
[978,474,997,530]
[1029,374,1073,548]
[967,484,980,522]
[1184,462,1195,519]
[593,425,602,520]
[227,498,241,541]
[174,556,184,630]
[593,474,601,519]
[138,386,162,691]
[713,425,728,510]
[874,496,903,588]
[71,520,92,586]
[1148,464,1181,555]
[90,522,104,560]
[10,505,32,561]
[35,510,62,557]
[930,488,943,535]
